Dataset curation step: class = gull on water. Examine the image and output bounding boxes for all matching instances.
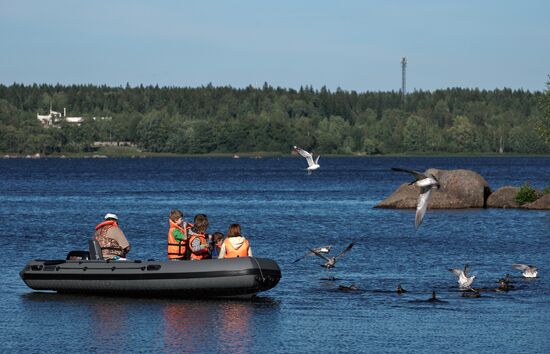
[293,146,320,174]
[448,264,476,289]
[512,263,538,278]
[292,245,333,263]
[391,167,440,228]
[309,242,355,269]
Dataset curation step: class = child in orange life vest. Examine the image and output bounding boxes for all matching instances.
[167,209,192,260]
[218,224,253,259]
[188,214,211,260]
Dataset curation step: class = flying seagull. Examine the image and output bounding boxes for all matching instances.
[391,167,440,228]
[512,263,538,278]
[309,242,354,269]
[292,245,333,263]
[448,264,476,289]
[294,146,320,174]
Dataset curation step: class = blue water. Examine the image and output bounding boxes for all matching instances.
[1,156,549,353]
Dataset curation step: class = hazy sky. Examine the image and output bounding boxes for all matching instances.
[1,0,548,92]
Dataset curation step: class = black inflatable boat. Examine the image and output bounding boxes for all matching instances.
[20,241,281,299]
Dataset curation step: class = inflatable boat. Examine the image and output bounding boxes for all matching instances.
[20,241,281,299]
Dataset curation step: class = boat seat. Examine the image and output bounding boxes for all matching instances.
[88,239,104,260]
[66,250,90,260]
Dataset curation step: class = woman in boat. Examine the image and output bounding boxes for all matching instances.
[218,224,253,259]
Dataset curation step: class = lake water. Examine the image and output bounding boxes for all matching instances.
[1,156,549,353]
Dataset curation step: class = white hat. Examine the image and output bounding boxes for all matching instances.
[104,213,118,220]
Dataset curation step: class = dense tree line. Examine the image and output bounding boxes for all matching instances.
[0,82,548,155]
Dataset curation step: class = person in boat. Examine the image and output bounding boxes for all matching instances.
[94,213,131,260]
[167,209,192,261]
[187,214,211,260]
[218,224,253,259]
[209,231,224,259]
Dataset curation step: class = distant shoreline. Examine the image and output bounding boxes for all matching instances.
[2,151,550,159]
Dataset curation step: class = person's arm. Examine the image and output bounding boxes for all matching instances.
[218,243,226,259]
[190,237,209,254]
[172,228,187,242]
[109,228,131,256]
[109,228,130,248]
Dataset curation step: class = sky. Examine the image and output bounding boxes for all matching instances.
[0,0,549,92]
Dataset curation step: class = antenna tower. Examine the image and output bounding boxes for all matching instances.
[401,57,407,101]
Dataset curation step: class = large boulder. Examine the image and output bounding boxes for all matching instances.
[486,186,520,208]
[522,194,550,210]
[375,168,491,209]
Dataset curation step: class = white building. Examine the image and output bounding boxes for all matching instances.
[37,105,85,126]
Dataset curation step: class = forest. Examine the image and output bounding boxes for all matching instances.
[0,82,549,155]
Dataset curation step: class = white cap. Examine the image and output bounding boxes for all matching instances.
[104,213,118,220]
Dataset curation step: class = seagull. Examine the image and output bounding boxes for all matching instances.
[448,264,476,289]
[391,167,440,228]
[512,263,538,278]
[294,146,320,174]
[292,245,333,263]
[309,242,355,269]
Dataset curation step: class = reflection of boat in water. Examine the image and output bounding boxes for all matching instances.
[20,247,281,299]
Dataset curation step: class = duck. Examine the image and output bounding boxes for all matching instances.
[338,284,359,292]
[461,288,481,298]
[396,284,407,294]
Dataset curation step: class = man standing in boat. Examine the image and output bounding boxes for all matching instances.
[167,209,192,260]
[94,213,131,259]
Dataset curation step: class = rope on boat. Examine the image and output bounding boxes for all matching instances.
[251,257,266,282]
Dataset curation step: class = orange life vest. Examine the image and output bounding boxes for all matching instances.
[223,238,249,258]
[94,220,125,257]
[188,232,209,260]
[167,220,191,260]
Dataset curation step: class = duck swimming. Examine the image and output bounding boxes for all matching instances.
[396,284,407,294]
[338,284,359,292]
[461,288,481,298]
[426,291,447,303]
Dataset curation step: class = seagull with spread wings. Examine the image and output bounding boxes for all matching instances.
[448,264,476,290]
[391,167,440,228]
[309,242,354,269]
[512,263,538,278]
[294,146,320,174]
[292,245,333,263]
